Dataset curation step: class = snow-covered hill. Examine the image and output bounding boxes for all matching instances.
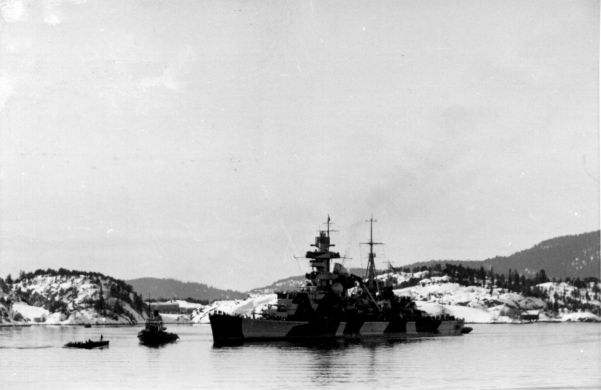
[0,270,146,325]
[186,270,601,324]
[190,294,277,324]
[2,268,598,326]
[389,269,600,322]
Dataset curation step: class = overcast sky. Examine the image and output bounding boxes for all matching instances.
[1,0,598,291]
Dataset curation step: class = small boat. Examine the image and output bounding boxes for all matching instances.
[83,324,92,328]
[138,310,179,346]
[461,327,473,334]
[64,339,109,349]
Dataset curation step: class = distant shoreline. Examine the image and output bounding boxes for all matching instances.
[2,319,598,328]
[0,323,137,328]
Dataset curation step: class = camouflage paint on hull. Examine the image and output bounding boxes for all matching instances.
[209,313,465,344]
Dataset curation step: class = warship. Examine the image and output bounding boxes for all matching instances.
[210,217,467,344]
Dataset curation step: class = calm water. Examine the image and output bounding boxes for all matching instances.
[1,323,600,389]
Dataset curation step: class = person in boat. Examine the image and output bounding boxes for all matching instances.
[100,334,103,341]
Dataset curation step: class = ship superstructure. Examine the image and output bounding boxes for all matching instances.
[209,217,466,344]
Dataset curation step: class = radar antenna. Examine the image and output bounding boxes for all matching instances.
[322,214,339,238]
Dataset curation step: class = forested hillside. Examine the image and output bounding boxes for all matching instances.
[0,268,146,324]
[407,230,599,279]
[127,277,248,301]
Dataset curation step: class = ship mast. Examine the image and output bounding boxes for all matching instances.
[363,216,382,292]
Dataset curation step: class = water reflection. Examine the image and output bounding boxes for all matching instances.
[138,342,173,349]
[211,337,424,350]
[2,324,599,390]
[210,337,427,388]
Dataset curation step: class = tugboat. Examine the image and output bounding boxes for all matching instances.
[210,217,467,344]
[137,309,179,346]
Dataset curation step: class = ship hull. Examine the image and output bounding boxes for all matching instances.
[210,313,465,344]
[137,330,179,346]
